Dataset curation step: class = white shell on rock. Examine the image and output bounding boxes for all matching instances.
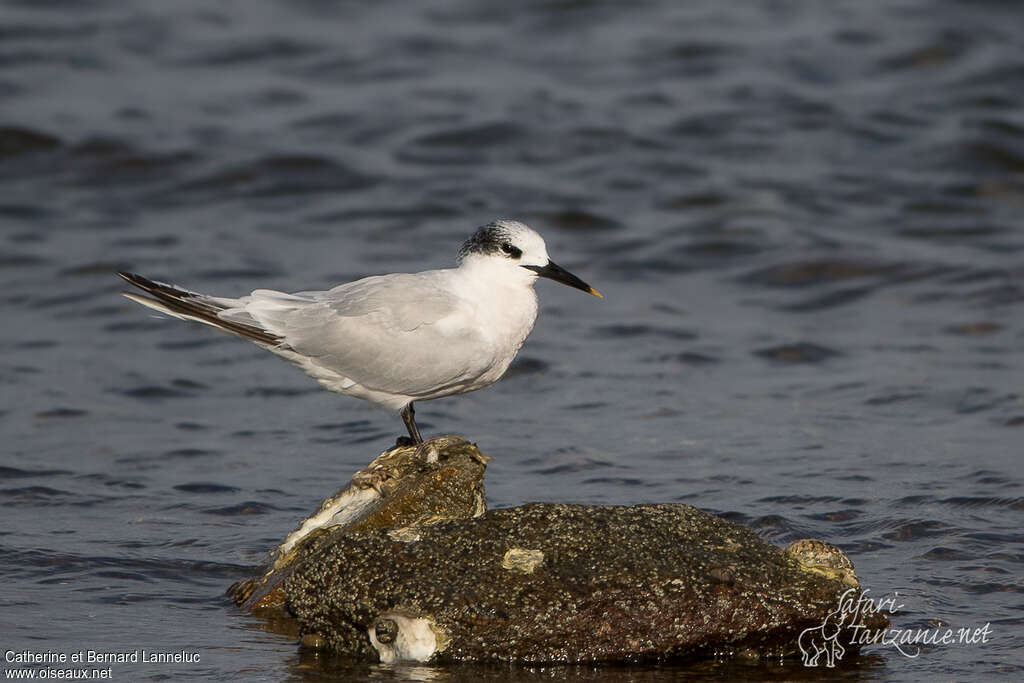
[501,547,545,574]
[367,611,446,663]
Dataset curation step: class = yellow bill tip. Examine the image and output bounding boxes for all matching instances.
[588,287,604,299]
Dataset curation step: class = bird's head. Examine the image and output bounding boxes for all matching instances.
[457,219,602,297]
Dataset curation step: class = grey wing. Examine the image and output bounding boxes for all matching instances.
[238,273,493,396]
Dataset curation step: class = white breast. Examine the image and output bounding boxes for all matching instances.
[444,268,539,392]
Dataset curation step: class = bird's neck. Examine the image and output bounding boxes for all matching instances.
[456,256,536,294]
[455,259,539,349]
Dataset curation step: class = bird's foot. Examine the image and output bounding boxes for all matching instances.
[413,438,442,464]
[392,435,448,464]
[351,469,390,495]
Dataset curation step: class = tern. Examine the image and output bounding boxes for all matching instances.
[118,220,601,444]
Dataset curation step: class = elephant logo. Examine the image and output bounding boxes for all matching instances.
[798,608,846,667]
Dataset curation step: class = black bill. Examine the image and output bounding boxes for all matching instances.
[523,261,602,298]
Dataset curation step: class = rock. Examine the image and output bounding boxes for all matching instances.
[785,538,859,588]
[232,436,886,664]
[228,435,488,611]
[286,503,887,663]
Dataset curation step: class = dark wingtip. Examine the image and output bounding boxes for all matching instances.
[116,271,281,346]
[117,271,184,298]
[119,271,163,296]
[118,271,144,286]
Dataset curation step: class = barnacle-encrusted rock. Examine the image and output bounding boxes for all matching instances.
[228,435,488,611]
[785,538,859,588]
[286,503,886,663]
[232,436,886,664]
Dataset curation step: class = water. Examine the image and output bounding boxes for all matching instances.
[2,0,1022,679]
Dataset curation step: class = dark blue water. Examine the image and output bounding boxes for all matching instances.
[2,0,1022,680]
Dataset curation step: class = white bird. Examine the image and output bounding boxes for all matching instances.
[119,220,601,444]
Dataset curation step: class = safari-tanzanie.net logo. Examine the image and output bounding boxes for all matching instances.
[798,587,992,667]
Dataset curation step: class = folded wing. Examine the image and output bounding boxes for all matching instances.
[233,272,494,398]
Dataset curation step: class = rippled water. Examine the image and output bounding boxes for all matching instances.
[2,0,1022,680]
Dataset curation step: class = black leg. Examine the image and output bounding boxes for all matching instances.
[400,403,423,445]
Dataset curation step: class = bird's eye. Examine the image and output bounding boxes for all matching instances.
[500,242,522,259]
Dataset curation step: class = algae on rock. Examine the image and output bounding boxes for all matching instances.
[231,436,886,664]
[228,435,487,611]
